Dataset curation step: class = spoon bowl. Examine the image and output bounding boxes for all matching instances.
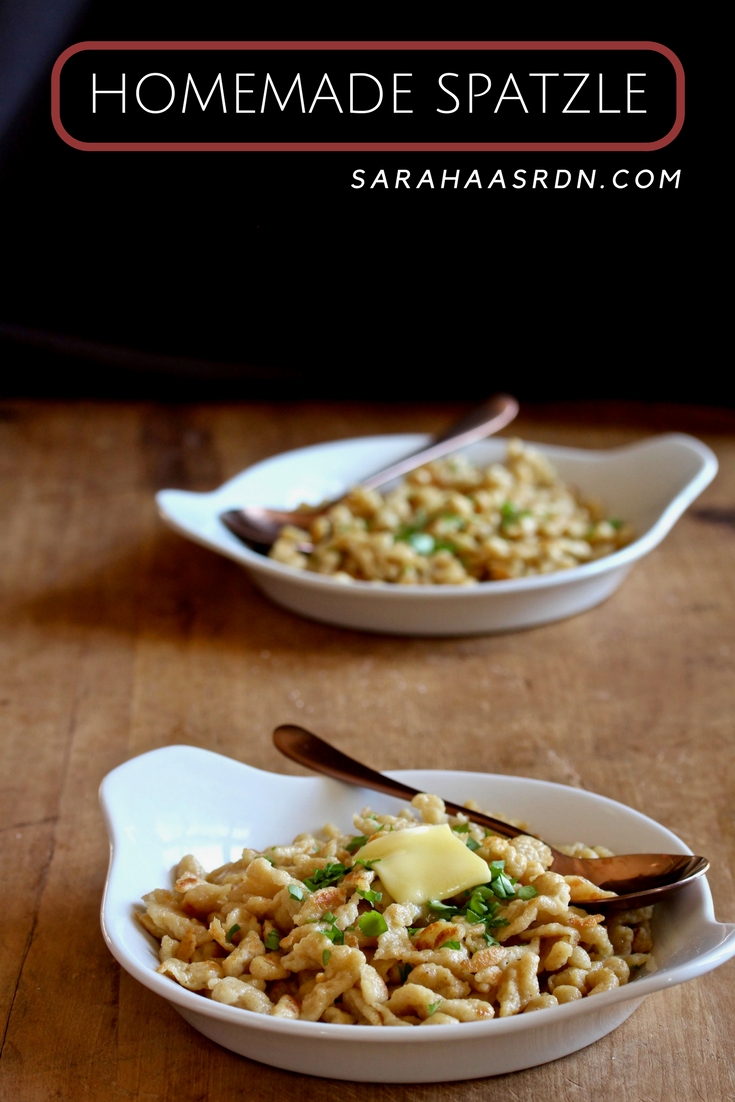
[273,724,709,910]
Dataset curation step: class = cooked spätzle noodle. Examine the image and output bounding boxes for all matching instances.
[268,438,633,584]
[140,795,654,1025]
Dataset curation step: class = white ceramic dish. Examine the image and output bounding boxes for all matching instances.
[100,745,735,1083]
[156,432,717,636]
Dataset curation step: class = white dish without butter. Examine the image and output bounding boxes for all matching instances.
[156,432,717,635]
[99,745,735,1082]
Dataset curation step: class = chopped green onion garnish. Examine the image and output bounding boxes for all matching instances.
[303,862,349,892]
[475,885,497,900]
[354,858,381,871]
[426,1001,441,1016]
[357,888,383,908]
[322,949,331,967]
[346,835,368,854]
[516,885,538,901]
[452,822,470,833]
[397,963,412,983]
[264,929,280,951]
[466,838,481,852]
[288,885,305,901]
[358,911,389,937]
[226,924,240,942]
[441,940,461,951]
[427,899,457,913]
[486,916,510,929]
[408,532,435,555]
[500,502,532,526]
[322,924,345,946]
[395,511,429,543]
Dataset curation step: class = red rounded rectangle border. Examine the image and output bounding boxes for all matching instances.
[51,40,684,152]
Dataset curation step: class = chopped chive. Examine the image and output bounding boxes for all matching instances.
[466,838,481,852]
[288,885,305,901]
[264,929,281,951]
[226,924,241,942]
[408,532,435,555]
[426,1001,441,1016]
[516,885,538,901]
[346,835,368,854]
[354,858,381,871]
[303,862,349,892]
[357,887,383,908]
[322,949,331,968]
[441,940,461,951]
[427,899,457,913]
[397,962,412,983]
[395,510,429,543]
[322,923,345,946]
[452,822,470,833]
[474,885,497,900]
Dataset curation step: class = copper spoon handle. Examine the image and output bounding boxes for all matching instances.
[358,393,519,492]
[273,722,522,840]
[273,724,710,909]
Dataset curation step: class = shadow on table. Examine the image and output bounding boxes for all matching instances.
[4,528,507,660]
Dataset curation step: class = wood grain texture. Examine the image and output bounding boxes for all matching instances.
[0,399,733,1102]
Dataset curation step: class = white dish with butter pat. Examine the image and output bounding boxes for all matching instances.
[100,746,735,1082]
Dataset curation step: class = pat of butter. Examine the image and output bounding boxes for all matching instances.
[354,824,491,906]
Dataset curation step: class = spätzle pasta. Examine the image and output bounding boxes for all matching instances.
[141,795,653,1026]
[268,438,633,585]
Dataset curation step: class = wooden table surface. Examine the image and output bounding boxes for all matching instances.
[1,399,734,1102]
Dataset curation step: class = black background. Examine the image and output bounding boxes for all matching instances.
[0,5,725,404]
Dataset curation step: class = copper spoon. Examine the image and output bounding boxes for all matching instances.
[221,393,519,550]
[273,724,709,911]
